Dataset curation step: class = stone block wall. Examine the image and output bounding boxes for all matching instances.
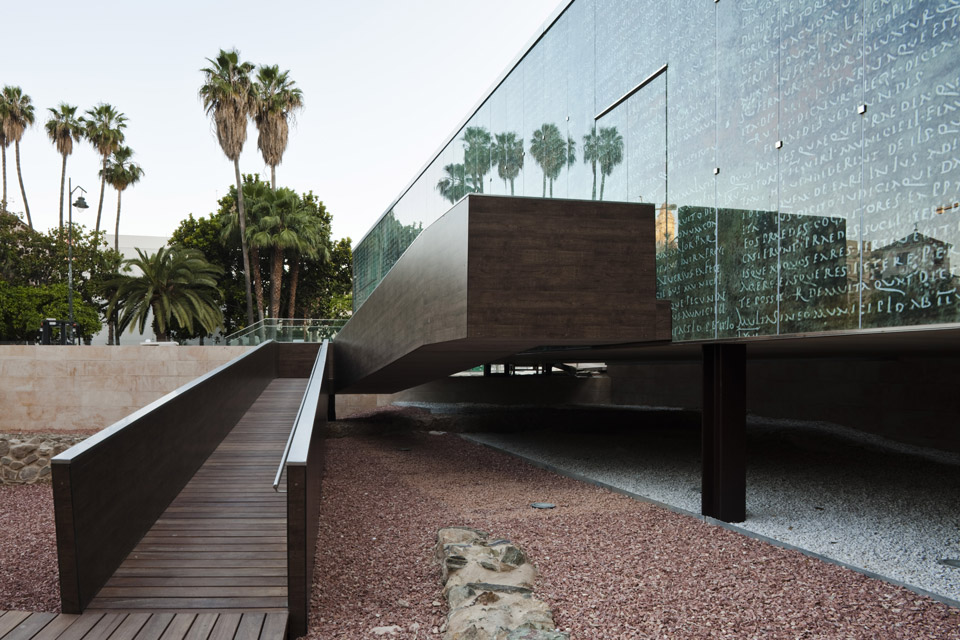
[0,433,89,484]
[0,346,252,433]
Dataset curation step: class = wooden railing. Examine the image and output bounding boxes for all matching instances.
[281,340,331,638]
[51,341,278,613]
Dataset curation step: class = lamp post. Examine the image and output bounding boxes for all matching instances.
[67,178,89,343]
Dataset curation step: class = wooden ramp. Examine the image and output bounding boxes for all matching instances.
[0,611,287,640]
[84,379,306,615]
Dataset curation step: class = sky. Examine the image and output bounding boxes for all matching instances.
[1,0,562,246]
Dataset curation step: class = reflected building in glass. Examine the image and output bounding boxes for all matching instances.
[353,0,960,342]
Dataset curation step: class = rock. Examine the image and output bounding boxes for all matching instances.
[37,458,49,467]
[2,467,16,481]
[39,466,51,477]
[38,447,53,457]
[1,456,11,466]
[396,598,411,608]
[20,467,39,482]
[0,440,9,457]
[10,443,37,459]
[9,461,24,471]
[23,453,38,465]
[506,629,570,640]
[371,625,402,636]
[500,546,526,567]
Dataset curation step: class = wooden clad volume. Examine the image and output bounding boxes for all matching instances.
[334,194,672,393]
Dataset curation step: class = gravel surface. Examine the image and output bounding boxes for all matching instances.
[0,483,60,612]
[464,415,960,606]
[309,432,960,639]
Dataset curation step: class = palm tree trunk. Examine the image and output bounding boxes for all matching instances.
[541,172,546,198]
[96,156,107,234]
[600,173,606,201]
[59,154,67,233]
[510,178,515,197]
[14,141,31,228]
[234,159,255,325]
[270,164,276,191]
[1,144,6,210]
[287,257,300,319]
[114,189,122,251]
[251,247,266,322]
[549,178,554,199]
[270,245,283,319]
[591,162,597,200]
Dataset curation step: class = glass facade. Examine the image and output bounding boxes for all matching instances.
[354,0,960,341]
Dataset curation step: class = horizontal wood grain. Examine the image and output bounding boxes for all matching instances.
[0,612,287,640]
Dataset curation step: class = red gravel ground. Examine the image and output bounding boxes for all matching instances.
[0,484,60,612]
[309,433,960,639]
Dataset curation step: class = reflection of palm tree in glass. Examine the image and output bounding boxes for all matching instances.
[462,126,492,193]
[530,123,576,198]
[492,132,524,195]
[598,127,623,201]
[436,163,472,204]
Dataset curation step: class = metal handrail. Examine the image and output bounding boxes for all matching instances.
[273,339,329,491]
[225,319,347,346]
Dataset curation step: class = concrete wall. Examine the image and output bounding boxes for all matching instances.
[0,346,252,432]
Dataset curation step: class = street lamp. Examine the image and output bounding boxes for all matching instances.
[67,178,88,344]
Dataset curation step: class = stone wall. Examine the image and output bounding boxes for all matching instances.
[0,433,89,484]
[0,345,252,433]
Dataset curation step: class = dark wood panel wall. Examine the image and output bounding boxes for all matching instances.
[52,342,279,613]
[286,342,331,638]
[278,343,323,378]
[334,195,671,393]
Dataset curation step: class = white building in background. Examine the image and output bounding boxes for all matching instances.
[92,235,168,346]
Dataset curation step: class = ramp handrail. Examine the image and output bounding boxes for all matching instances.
[273,339,329,490]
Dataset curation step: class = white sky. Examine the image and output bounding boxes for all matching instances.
[1,0,561,246]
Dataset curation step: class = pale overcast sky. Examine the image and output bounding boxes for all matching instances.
[1,0,561,245]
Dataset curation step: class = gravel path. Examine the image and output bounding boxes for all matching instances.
[465,416,960,606]
[309,433,960,639]
[0,484,60,612]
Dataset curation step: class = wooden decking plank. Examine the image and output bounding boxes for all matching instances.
[111,568,286,578]
[88,598,288,610]
[206,615,240,640]
[105,613,150,640]
[79,613,126,640]
[2,613,56,640]
[0,613,33,639]
[95,587,286,598]
[256,614,287,640]
[105,577,287,588]
[28,614,81,640]
[232,614,264,640]
[155,615,195,640]
[130,614,174,640]
[181,614,217,640]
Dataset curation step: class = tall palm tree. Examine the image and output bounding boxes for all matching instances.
[252,65,303,190]
[530,123,575,198]
[596,126,624,201]
[101,146,144,251]
[82,103,127,234]
[492,132,524,195]
[462,126,492,193]
[200,48,256,325]
[248,187,314,318]
[583,128,601,201]
[286,192,330,318]
[0,128,8,211]
[1,86,36,228]
[45,103,84,232]
[221,176,271,322]
[109,246,223,343]
[436,163,472,204]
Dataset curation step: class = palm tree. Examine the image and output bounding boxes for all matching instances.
[221,176,271,322]
[82,103,127,234]
[492,132,524,195]
[1,86,36,228]
[529,123,575,198]
[200,48,256,325]
[583,128,600,200]
[286,192,330,318]
[252,65,303,190]
[45,104,84,232]
[0,128,8,211]
[109,246,223,343]
[462,126,492,193]
[436,163,472,204]
[596,126,624,201]
[101,146,144,251]
[248,187,314,318]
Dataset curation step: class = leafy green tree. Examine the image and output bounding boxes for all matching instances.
[109,246,223,342]
[436,163,472,204]
[169,213,246,335]
[0,281,99,342]
[530,123,576,198]
[200,48,256,325]
[492,132,524,195]
[219,174,272,321]
[1,86,36,227]
[462,126,492,193]
[253,65,303,190]
[295,237,352,319]
[100,146,144,251]
[45,104,84,232]
[286,191,331,318]
[82,103,127,235]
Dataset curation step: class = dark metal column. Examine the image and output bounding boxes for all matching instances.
[701,343,746,522]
